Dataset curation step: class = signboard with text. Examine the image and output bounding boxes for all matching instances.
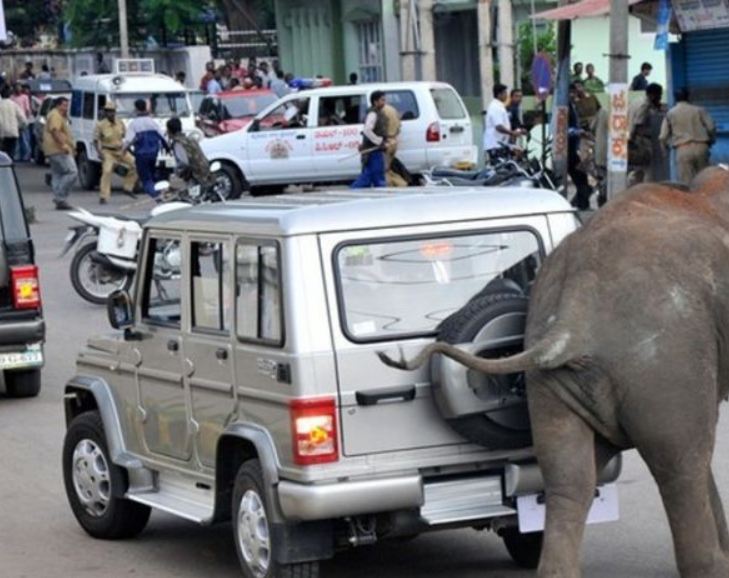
[609,84,629,173]
[673,0,729,32]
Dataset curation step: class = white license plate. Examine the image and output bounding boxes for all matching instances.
[0,344,43,370]
[517,483,619,534]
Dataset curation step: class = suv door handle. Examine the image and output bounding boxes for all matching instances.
[167,340,179,352]
[215,348,228,361]
[355,385,416,406]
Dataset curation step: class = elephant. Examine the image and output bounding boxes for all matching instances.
[379,166,729,578]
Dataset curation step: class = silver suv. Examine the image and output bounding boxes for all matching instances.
[62,187,620,577]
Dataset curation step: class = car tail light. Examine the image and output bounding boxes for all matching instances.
[290,397,338,465]
[426,122,441,143]
[11,265,41,310]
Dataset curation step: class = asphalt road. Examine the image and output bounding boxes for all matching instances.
[0,164,723,577]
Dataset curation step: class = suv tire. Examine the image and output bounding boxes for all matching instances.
[500,527,543,569]
[62,411,151,539]
[213,163,247,200]
[5,368,41,397]
[433,292,532,450]
[77,148,101,191]
[233,459,319,578]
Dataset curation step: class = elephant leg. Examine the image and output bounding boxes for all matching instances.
[528,379,596,578]
[709,470,729,556]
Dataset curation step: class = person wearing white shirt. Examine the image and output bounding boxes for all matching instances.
[483,83,525,164]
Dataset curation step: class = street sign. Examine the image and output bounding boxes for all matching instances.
[531,53,553,102]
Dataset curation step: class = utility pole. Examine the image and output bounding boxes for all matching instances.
[419,0,437,81]
[477,0,494,113]
[607,0,629,200]
[118,0,130,58]
[552,0,571,185]
[497,0,514,90]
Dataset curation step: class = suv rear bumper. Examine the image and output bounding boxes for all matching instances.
[277,455,622,522]
[0,317,45,346]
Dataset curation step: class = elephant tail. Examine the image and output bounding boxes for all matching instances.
[377,328,579,375]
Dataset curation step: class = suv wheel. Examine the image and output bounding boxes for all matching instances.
[5,368,41,398]
[233,459,319,578]
[500,527,543,569]
[77,148,101,191]
[432,292,532,450]
[213,163,248,200]
[62,411,151,539]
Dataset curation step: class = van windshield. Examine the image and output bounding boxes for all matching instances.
[336,230,541,341]
[111,93,191,118]
[431,87,467,120]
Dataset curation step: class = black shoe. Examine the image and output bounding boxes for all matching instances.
[44,173,52,187]
[121,189,138,199]
[54,200,72,211]
[99,198,108,205]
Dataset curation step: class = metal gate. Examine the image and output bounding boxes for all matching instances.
[673,28,729,164]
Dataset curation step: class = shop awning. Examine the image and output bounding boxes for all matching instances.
[532,0,644,20]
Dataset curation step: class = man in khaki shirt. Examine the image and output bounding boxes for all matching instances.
[660,89,716,184]
[42,97,77,210]
[382,103,407,187]
[94,101,138,204]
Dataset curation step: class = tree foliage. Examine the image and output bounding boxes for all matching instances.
[5,0,60,44]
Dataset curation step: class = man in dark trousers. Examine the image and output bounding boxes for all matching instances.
[123,99,168,199]
[352,91,389,188]
[568,83,594,210]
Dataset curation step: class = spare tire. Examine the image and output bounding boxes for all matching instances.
[431,292,532,450]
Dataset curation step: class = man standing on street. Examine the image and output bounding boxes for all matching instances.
[10,83,32,162]
[630,62,653,92]
[123,100,168,199]
[382,102,407,187]
[94,101,138,204]
[660,89,716,184]
[484,84,525,163]
[568,83,594,210]
[166,117,211,187]
[352,91,389,188]
[507,89,524,135]
[42,97,77,210]
[0,85,27,156]
[628,83,667,185]
[583,64,605,94]
[571,62,584,84]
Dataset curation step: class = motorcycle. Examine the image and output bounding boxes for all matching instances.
[62,164,222,305]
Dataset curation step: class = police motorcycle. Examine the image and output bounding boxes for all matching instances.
[62,162,222,305]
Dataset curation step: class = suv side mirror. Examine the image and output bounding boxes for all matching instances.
[108,289,134,330]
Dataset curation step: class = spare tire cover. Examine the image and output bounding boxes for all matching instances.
[431,292,532,450]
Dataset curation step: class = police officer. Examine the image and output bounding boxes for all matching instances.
[94,101,138,204]
[352,91,389,188]
[166,117,211,186]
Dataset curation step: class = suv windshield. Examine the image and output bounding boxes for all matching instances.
[336,230,541,341]
[112,93,191,118]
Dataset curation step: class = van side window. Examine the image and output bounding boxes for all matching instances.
[236,242,283,345]
[70,91,83,117]
[385,91,419,121]
[430,87,467,120]
[97,95,107,118]
[191,241,231,333]
[142,237,182,327]
[318,95,367,126]
[82,92,95,120]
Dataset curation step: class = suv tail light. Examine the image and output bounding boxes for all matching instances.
[290,397,338,465]
[11,265,41,310]
[426,122,441,143]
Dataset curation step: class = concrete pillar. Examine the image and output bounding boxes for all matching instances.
[497,0,514,90]
[382,0,401,81]
[477,0,494,112]
[607,0,629,199]
[400,0,417,81]
[419,0,437,81]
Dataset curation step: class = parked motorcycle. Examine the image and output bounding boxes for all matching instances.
[62,164,222,305]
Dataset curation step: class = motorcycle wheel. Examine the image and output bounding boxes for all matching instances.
[70,241,134,305]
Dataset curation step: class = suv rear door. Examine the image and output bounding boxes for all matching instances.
[320,217,549,456]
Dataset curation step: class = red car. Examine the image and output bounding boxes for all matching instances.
[196,89,278,137]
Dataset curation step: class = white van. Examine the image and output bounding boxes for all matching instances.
[201,81,477,197]
[69,60,201,190]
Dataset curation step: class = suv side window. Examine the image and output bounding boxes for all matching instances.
[258,98,310,131]
[82,92,95,120]
[318,94,366,126]
[191,241,231,333]
[142,237,182,327]
[385,91,419,121]
[236,241,283,345]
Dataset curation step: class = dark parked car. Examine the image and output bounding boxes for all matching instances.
[0,154,45,397]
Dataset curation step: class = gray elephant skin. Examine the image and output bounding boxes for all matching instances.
[379,167,729,578]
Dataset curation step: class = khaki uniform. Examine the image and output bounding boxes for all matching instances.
[660,101,716,184]
[382,104,407,188]
[94,118,138,200]
[43,108,74,157]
